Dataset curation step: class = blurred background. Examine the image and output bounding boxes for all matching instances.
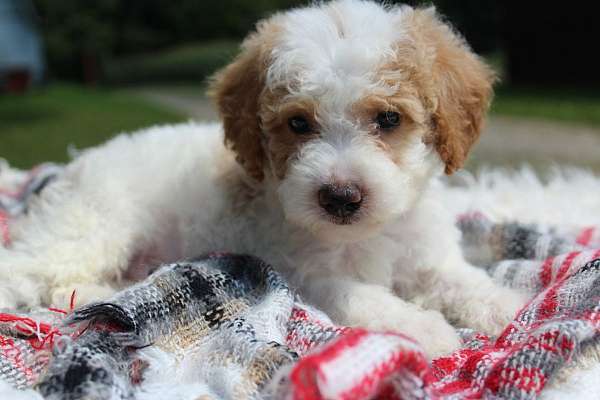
[1,0,599,172]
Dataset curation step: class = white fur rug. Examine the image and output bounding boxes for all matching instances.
[443,166,600,228]
[442,167,600,400]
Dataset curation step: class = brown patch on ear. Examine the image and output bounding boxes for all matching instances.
[208,20,281,181]
[406,8,496,174]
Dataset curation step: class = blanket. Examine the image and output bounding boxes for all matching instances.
[1,162,600,400]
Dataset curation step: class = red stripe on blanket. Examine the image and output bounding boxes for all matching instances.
[0,313,63,350]
[290,329,370,400]
[290,330,429,400]
[483,331,572,398]
[286,308,349,355]
[538,252,579,320]
[0,210,10,246]
[338,336,429,400]
[290,329,424,400]
[539,257,555,287]
[538,287,559,321]
[556,251,581,281]
[576,227,596,246]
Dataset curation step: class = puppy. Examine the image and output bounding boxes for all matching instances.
[0,1,525,357]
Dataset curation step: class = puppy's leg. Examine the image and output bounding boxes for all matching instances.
[304,278,462,358]
[0,126,223,310]
[417,254,527,335]
[0,179,155,309]
[0,268,43,309]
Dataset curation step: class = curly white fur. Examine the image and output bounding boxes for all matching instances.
[0,1,551,359]
[0,119,532,358]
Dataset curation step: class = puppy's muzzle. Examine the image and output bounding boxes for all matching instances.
[318,183,362,219]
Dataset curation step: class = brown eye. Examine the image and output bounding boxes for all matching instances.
[288,116,313,135]
[375,111,401,130]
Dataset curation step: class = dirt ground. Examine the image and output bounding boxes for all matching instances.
[471,116,600,173]
[133,88,600,174]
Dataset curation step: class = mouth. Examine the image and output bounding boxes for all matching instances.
[325,214,361,225]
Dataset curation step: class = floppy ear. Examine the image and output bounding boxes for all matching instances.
[410,8,496,174]
[209,22,278,181]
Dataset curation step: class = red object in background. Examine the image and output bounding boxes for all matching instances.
[3,68,31,93]
[82,53,99,86]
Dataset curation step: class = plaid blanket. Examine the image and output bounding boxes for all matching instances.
[1,162,600,400]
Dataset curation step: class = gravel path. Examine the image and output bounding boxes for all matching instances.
[132,88,600,173]
[132,88,218,121]
[471,116,600,173]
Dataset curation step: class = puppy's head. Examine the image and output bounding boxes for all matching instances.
[210,0,494,243]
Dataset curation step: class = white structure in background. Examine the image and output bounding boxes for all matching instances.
[0,0,44,91]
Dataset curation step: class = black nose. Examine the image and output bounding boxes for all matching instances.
[318,184,363,218]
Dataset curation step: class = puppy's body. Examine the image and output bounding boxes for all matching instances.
[0,1,524,357]
[0,122,520,356]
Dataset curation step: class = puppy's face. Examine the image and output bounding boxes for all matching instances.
[211,1,494,243]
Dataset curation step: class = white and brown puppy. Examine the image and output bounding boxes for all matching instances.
[0,0,525,357]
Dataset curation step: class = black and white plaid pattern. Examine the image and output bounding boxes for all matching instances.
[37,254,307,399]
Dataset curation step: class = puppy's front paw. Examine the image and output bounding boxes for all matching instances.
[403,310,462,359]
[462,287,527,335]
[368,309,462,359]
[0,274,44,310]
[50,284,116,309]
[0,287,18,310]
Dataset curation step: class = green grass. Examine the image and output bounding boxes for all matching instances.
[492,86,600,128]
[483,51,600,127]
[104,40,240,85]
[0,84,184,168]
